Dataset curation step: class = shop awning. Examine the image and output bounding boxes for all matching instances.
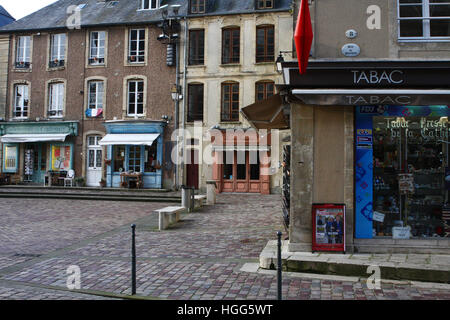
[1,134,69,143]
[240,94,289,130]
[99,134,160,146]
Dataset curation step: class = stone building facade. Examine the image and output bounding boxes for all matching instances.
[242,0,450,253]
[282,0,450,253]
[0,0,180,189]
[178,0,293,194]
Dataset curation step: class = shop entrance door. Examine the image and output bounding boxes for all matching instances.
[86,136,102,187]
[222,151,261,193]
[24,144,46,184]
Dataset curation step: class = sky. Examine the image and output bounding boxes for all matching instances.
[1,0,57,20]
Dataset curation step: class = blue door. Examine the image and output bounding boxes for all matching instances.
[24,144,46,184]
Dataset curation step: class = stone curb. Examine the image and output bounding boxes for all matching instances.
[259,241,450,284]
[241,263,450,290]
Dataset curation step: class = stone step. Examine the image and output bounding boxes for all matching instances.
[0,192,181,203]
[260,240,450,284]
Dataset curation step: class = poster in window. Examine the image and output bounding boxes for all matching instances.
[398,173,414,195]
[51,145,71,170]
[4,145,18,172]
[24,149,34,175]
[312,204,346,253]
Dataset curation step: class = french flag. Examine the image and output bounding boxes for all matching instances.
[86,108,103,117]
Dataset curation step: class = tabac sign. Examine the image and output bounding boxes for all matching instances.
[283,60,450,106]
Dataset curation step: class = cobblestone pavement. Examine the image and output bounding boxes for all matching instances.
[0,281,116,300]
[0,195,449,300]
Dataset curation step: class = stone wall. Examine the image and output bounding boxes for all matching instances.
[289,104,354,252]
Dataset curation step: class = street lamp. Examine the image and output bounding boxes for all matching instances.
[275,51,293,74]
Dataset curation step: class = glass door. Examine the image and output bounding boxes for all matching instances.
[86,136,102,187]
[24,144,46,184]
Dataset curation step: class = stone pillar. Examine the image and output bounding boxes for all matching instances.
[181,186,194,212]
[206,180,217,205]
[344,108,355,252]
[212,151,222,193]
[260,151,271,195]
[289,103,314,252]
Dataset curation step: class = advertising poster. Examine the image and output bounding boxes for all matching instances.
[52,145,72,171]
[24,149,34,175]
[312,204,346,253]
[398,173,415,194]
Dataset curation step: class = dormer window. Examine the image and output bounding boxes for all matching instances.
[257,0,273,10]
[190,0,206,14]
[140,0,159,10]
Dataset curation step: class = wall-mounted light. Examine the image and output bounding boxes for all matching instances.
[275,51,293,74]
[171,84,183,101]
[171,4,181,16]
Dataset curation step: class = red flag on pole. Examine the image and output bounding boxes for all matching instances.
[294,0,313,74]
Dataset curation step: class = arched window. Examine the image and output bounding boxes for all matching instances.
[255,80,275,102]
[222,27,240,64]
[187,83,204,122]
[127,78,145,116]
[256,25,274,62]
[221,82,239,122]
[13,82,30,119]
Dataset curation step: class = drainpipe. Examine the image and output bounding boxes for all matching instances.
[180,17,188,189]
[174,35,180,189]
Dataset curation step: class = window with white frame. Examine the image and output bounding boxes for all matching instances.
[88,81,104,110]
[127,80,144,116]
[398,0,450,40]
[48,82,64,118]
[140,0,159,10]
[13,84,29,119]
[89,31,106,64]
[128,29,146,63]
[50,34,66,68]
[16,36,31,68]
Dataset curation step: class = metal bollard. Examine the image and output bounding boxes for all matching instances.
[277,231,282,301]
[131,224,136,295]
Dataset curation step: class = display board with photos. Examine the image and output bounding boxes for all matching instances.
[312,204,346,253]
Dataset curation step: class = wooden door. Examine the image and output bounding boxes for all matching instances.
[235,151,249,192]
[186,149,199,189]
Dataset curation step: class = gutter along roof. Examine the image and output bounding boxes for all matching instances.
[0,0,293,33]
[0,0,188,33]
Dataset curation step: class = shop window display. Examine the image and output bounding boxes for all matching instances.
[144,143,158,172]
[113,145,125,173]
[356,106,450,239]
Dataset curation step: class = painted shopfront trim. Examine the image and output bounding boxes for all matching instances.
[103,121,165,189]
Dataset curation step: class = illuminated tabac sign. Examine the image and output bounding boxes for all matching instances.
[351,70,404,85]
[283,61,450,106]
[293,91,450,106]
[286,61,450,89]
